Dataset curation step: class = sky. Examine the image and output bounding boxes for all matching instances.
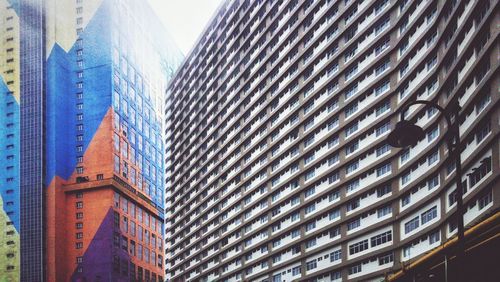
[148,0,223,55]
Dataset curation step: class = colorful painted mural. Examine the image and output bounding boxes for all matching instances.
[1,0,181,280]
[43,0,181,280]
[0,0,20,280]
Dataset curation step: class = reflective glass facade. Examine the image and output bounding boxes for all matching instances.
[0,0,182,280]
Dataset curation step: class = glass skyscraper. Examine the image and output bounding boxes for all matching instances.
[0,0,182,281]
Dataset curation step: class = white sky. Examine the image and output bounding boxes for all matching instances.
[147,0,223,55]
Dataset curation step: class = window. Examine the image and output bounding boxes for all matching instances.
[292,266,301,276]
[376,163,391,176]
[305,170,315,181]
[375,37,390,55]
[304,153,315,165]
[346,199,359,212]
[376,101,390,116]
[304,135,315,147]
[402,194,411,206]
[304,102,314,114]
[345,65,358,81]
[76,223,83,229]
[400,61,409,76]
[346,161,359,174]
[427,127,439,142]
[329,191,339,201]
[371,231,392,247]
[421,206,437,224]
[331,272,342,280]
[327,63,339,77]
[76,242,83,249]
[349,264,362,275]
[306,260,317,270]
[478,190,493,209]
[305,238,316,248]
[476,95,491,114]
[330,250,341,262]
[375,60,389,75]
[377,185,391,197]
[345,103,358,118]
[272,254,281,263]
[402,172,411,185]
[427,176,439,190]
[468,157,492,187]
[376,144,390,156]
[114,155,120,173]
[329,136,339,148]
[304,119,314,131]
[330,227,341,238]
[347,218,360,230]
[305,204,316,214]
[346,179,360,192]
[377,206,392,217]
[328,117,339,130]
[305,187,315,198]
[429,231,440,244]
[378,253,393,265]
[344,47,357,62]
[476,122,491,143]
[427,55,437,70]
[405,217,419,234]
[376,122,390,136]
[374,17,390,35]
[329,209,340,220]
[76,202,83,209]
[345,83,358,100]
[329,172,340,184]
[345,122,358,137]
[400,149,410,162]
[428,151,439,165]
[349,239,368,255]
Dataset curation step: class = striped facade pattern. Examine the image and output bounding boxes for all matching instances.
[163,0,500,281]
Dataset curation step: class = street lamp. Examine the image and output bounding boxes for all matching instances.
[386,100,465,280]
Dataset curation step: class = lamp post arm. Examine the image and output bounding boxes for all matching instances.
[400,100,453,135]
[401,99,465,278]
[400,100,462,152]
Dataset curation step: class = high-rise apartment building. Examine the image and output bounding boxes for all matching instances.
[0,1,20,281]
[165,0,499,281]
[0,0,182,281]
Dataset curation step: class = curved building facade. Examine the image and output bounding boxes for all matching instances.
[165,0,499,281]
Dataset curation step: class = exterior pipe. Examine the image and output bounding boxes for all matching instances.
[388,211,500,281]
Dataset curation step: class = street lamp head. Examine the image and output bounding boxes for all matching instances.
[386,120,425,148]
